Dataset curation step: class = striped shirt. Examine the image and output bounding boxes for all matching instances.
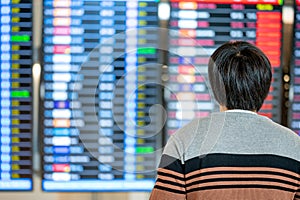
[150,111,300,200]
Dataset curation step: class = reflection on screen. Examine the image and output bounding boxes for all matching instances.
[42,0,162,192]
[166,0,283,136]
[0,0,33,191]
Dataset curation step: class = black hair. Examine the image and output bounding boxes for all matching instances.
[208,41,272,111]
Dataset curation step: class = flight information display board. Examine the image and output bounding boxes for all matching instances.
[42,0,162,191]
[290,0,300,136]
[166,0,283,135]
[0,0,33,191]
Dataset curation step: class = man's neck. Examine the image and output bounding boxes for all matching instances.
[220,106,257,113]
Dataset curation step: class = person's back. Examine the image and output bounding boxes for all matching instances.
[149,41,300,200]
[150,111,300,200]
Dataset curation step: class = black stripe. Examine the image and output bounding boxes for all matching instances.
[159,154,184,174]
[157,171,185,181]
[295,194,300,199]
[187,184,296,193]
[154,185,186,194]
[156,178,185,188]
[184,154,300,174]
[185,177,299,188]
[187,170,300,182]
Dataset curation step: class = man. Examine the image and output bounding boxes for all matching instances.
[150,41,300,200]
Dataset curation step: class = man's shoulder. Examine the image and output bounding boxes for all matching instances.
[169,115,216,156]
[263,117,300,145]
[172,115,212,139]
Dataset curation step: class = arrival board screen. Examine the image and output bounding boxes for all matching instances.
[42,0,162,191]
[166,0,283,135]
[0,0,33,191]
[290,0,300,136]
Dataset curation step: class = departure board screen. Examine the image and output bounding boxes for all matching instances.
[0,0,33,191]
[166,0,283,136]
[42,0,162,191]
[290,0,300,136]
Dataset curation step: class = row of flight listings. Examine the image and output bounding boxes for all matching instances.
[0,0,299,192]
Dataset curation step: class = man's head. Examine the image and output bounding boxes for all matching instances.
[208,41,272,111]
